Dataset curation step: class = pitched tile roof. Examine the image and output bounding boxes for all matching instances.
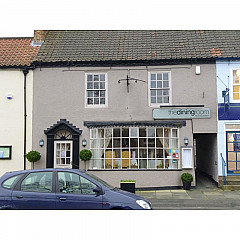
[0,38,39,67]
[34,30,240,65]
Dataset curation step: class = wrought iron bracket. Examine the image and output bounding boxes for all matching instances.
[118,74,147,93]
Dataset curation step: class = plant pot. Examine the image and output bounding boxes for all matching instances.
[182,181,191,190]
[120,182,135,193]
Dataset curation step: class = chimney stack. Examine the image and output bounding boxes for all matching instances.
[32,30,48,46]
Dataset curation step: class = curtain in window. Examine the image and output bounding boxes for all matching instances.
[90,130,105,169]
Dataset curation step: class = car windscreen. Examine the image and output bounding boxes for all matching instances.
[83,172,115,189]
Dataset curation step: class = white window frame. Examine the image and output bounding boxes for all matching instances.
[230,68,240,103]
[148,71,172,107]
[89,127,180,170]
[54,140,73,168]
[85,73,108,108]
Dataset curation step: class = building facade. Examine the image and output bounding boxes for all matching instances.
[217,59,240,182]
[0,38,39,176]
[31,30,228,188]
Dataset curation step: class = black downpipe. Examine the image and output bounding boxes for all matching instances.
[23,69,29,170]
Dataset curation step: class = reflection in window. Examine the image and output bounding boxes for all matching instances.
[58,172,97,195]
[2,174,24,189]
[233,70,240,101]
[21,172,53,192]
[150,72,170,104]
[86,74,106,106]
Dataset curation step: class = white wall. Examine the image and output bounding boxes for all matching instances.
[0,70,33,176]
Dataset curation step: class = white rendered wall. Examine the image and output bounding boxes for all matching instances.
[0,70,32,176]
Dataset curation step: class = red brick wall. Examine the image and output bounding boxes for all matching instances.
[34,30,48,43]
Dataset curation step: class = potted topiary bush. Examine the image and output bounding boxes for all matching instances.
[26,150,41,169]
[120,180,136,193]
[181,173,193,190]
[79,149,92,170]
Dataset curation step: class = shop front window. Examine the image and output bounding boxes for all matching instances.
[89,127,179,170]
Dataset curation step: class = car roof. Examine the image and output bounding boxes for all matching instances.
[2,168,86,177]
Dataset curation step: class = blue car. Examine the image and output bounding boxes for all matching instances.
[0,168,152,210]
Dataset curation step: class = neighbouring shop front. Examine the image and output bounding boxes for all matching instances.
[225,125,240,175]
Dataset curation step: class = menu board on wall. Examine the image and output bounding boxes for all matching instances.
[182,148,193,169]
[0,146,12,160]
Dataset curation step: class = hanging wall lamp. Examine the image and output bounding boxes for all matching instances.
[39,139,44,147]
[184,137,189,146]
[82,139,87,147]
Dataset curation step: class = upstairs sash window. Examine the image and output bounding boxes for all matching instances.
[86,73,107,107]
[149,72,170,106]
[233,70,240,101]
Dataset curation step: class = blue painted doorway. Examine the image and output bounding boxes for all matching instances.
[226,131,240,175]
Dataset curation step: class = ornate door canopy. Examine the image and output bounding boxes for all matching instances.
[44,119,82,169]
[44,119,82,136]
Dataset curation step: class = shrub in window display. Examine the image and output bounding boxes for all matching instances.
[26,150,41,169]
[79,149,92,170]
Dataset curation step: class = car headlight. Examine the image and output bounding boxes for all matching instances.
[136,200,151,209]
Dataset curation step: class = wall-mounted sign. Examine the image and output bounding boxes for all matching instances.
[153,108,211,119]
[0,146,12,160]
[182,147,193,169]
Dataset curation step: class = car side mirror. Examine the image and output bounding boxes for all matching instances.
[93,187,103,195]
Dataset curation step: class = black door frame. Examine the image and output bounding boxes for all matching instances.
[44,119,82,169]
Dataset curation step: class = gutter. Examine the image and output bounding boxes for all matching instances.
[32,58,216,68]
[22,69,29,170]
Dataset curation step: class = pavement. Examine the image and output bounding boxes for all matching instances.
[137,171,240,210]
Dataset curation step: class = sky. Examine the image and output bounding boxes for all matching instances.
[1,0,240,37]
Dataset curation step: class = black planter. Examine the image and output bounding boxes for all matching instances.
[120,182,135,193]
[182,181,191,190]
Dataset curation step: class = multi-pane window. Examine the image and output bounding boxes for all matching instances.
[149,72,170,105]
[233,70,240,101]
[55,142,72,166]
[89,127,179,170]
[86,74,106,106]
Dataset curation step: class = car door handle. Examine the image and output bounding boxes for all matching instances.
[16,195,23,199]
[59,197,67,201]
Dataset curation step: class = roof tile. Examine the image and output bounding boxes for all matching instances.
[34,30,240,64]
[0,38,39,67]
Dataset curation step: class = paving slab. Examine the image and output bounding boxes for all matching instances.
[202,191,224,196]
[170,190,186,193]
[155,192,172,197]
[156,190,171,193]
[136,171,240,209]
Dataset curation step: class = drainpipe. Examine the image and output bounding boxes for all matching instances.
[23,69,29,170]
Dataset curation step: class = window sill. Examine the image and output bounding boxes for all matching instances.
[85,105,108,109]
